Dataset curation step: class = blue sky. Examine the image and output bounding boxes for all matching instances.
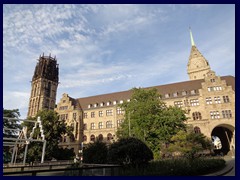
[3,4,235,118]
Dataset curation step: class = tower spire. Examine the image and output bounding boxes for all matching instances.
[189,27,195,46]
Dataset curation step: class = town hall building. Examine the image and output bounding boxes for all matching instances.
[28,30,235,156]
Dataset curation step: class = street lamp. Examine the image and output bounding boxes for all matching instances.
[128,99,137,137]
[128,112,131,137]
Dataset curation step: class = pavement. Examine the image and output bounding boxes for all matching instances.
[203,156,235,176]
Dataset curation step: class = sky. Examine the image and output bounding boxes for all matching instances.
[3,4,235,119]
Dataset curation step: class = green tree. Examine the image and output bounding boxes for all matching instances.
[117,88,187,158]
[108,137,153,166]
[83,140,108,164]
[23,109,75,162]
[167,128,213,159]
[3,109,21,163]
[3,108,21,138]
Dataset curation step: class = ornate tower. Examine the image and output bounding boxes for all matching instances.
[187,28,211,80]
[27,53,59,117]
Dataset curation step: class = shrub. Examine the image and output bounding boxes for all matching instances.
[118,157,226,176]
[82,140,108,164]
[108,137,153,166]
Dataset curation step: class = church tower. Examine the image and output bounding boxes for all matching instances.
[187,28,211,80]
[27,53,59,117]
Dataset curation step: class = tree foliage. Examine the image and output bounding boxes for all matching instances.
[117,88,187,157]
[3,108,21,138]
[3,109,21,163]
[22,110,75,162]
[108,137,153,166]
[83,140,108,164]
[167,128,213,159]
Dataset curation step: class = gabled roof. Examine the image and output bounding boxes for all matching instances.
[75,76,234,110]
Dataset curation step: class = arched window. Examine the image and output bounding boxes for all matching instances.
[98,134,103,141]
[192,112,202,120]
[107,133,113,141]
[83,135,87,142]
[90,135,95,142]
[194,126,201,134]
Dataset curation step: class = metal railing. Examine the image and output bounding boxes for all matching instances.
[3,163,122,176]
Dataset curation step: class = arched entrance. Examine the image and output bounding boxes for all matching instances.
[211,124,234,155]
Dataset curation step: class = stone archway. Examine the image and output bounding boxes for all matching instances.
[211,124,234,156]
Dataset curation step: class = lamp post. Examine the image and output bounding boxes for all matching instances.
[128,99,137,137]
[128,112,131,137]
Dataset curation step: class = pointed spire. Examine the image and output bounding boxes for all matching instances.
[189,27,195,46]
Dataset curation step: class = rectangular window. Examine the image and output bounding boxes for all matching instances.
[210,111,220,119]
[208,86,222,92]
[99,111,103,117]
[60,114,65,120]
[214,96,221,104]
[117,108,123,115]
[223,96,230,103]
[190,99,199,106]
[73,113,76,120]
[210,79,215,82]
[106,109,113,116]
[206,97,212,104]
[222,110,232,119]
[174,101,183,107]
[99,122,103,129]
[91,112,95,118]
[117,119,124,127]
[106,121,112,128]
[59,106,68,110]
[91,123,95,130]
[84,113,88,119]
[184,100,189,106]
[83,123,87,130]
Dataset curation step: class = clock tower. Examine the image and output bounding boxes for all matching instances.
[27,53,59,117]
[187,28,211,80]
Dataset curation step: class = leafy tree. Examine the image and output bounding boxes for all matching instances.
[83,140,108,164]
[22,109,75,162]
[3,109,21,163]
[117,88,187,158]
[3,109,21,138]
[167,128,213,159]
[108,137,153,166]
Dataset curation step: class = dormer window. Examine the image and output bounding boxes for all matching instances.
[88,104,92,109]
[191,90,196,95]
[107,101,111,106]
[165,94,170,98]
[94,103,98,108]
[100,102,104,107]
[120,100,123,104]
[113,101,117,105]
[173,92,178,97]
[182,91,187,96]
